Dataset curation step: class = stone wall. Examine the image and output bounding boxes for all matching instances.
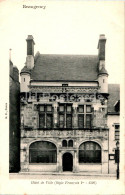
[20,100,108,129]
[9,62,20,172]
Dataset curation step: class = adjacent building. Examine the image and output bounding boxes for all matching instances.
[19,35,120,174]
[9,59,20,172]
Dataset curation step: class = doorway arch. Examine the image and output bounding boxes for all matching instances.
[62,152,73,171]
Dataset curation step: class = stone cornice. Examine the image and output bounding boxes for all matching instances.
[29,86,99,93]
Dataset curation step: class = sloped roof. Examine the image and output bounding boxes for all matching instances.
[108,84,120,113]
[21,66,31,74]
[98,66,108,75]
[30,54,98,81]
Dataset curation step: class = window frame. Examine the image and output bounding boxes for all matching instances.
[29,141,57,164]
[78,104,92,129]
[79,141,101,163]
[114,124,120,141]
[58,104,72,129]
[39,104,53,129]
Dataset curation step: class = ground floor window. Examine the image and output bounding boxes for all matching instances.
[29,141,57,163]
[79,141,101,163]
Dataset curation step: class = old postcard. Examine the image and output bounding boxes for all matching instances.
[0,0,124,194]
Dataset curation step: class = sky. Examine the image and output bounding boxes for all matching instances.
[0,0,124,84]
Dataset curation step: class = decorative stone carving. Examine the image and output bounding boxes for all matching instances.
[21,129,108,140]
[29,86,99,94]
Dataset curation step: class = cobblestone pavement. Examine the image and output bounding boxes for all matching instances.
[9,173,116,180]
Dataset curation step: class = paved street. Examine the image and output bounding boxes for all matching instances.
[9,172,116,180]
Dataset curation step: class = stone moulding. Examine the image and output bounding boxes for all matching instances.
[21,129,108,139]
[29,86,99,93]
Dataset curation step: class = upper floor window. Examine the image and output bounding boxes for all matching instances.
[115,124,120,140]
[78,105,92,129]
[59,104,72,129]
[39,105,53,129]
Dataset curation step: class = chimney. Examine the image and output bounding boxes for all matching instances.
[98,34,106,60]
[97,34,106,70]
[26,35,35,69]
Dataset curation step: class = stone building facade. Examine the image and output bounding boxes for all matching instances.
[20,35,119,174]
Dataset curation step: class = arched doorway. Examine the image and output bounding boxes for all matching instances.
[62,152,73,171]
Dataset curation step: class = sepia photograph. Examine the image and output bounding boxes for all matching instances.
[0,0,124,194]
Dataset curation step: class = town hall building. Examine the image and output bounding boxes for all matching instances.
[19,35,120,174]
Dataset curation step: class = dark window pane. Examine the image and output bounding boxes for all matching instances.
[62,140,67,147]
[46,114,52,128]
[115,125,119,129]
[68,140,73,147]
[29,141,57,163]
[78,114,84,128]
[86,105,91,113]
[78,105,84,113]
[86,114,91,128]
[30,150,57,163]
[115,149,119,163]
[66,114,72,128]
[39,114,45,128]
[62,84,68,87]
[79,142,101,163]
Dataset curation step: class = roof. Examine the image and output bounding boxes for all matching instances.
[30,54,98,81]
[98,66,108,75]
[20,66,31,74]
[108,84,120,113]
